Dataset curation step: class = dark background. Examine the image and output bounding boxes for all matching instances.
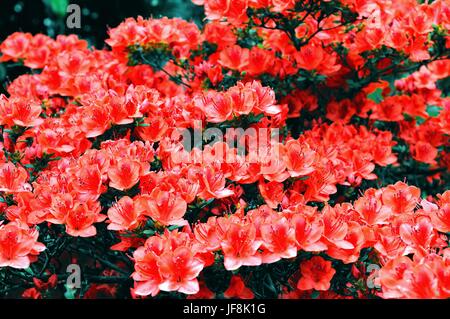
[0,0,204,47]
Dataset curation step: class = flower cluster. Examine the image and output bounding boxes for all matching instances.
[132,183,450,298]
[0,0,448,299]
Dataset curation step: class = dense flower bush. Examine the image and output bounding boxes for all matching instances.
[0,0,449,299]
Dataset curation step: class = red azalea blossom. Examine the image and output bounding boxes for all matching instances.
[224,276,254,299]
[297,256,336,291]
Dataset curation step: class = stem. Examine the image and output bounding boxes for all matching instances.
[67,246,131,276]
[84,275,131,284]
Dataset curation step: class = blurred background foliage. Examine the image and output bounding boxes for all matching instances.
[0,0,204,93]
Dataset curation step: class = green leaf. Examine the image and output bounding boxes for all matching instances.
[264,275,277,294]
[367,88,384,104]
[197,198,215,209]
[64,284,77,299]
[346,79,360,89]
[311,290,320,299]
[167,225,183,231]
[415,116,426,125]
[246,113,265,124]
[24,267,34,275]
[0,64,6,82]
[45,0,69,17]
[426,105,442,118]
[142,229,155,236]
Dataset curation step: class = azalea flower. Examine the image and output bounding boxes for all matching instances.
[107,196,144,231]
[224,276,254,299]
[0,221,46,269]
[0,162,31,193]
[297,256,336,291]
